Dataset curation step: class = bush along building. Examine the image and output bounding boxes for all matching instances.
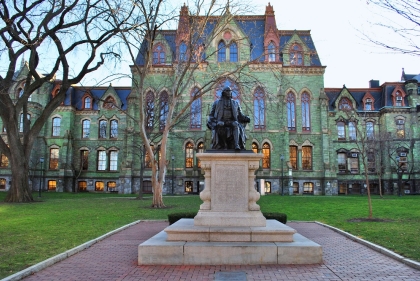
[1,4,419,195]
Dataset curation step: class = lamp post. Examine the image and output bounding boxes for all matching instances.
[38,157,44,198]
[280,155,284,196]
[171,155,175,195]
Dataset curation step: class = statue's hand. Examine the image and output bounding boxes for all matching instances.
[217,121,224,126]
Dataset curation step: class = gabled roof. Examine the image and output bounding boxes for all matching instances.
[68,86,131,110]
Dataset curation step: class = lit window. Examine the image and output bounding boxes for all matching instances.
[109,151,118,171]
[302,146,312,170]
[197,142,204,168]
[97,150,106,171]
[230,42,238,62]
[262,143,270,169]
[301,92,310,131]
[290,44,303,66]
[95,181,104,191]
[185,142,194,168]
[179,42,187,61]
[366,121,374,140]
[185,181,193,193]
[48,180,57,190]
[110,120,118,138]
[99,120,107,138]
[159,92,169,131]
[349,122,356,140]
[338,97,353,110]
[265,181,271,193]
[49,148,59,170]
[153,44,165,64]
[80,150,89,170]
[52,117,61,137]
[268,42,275,62]
[146,91,155,130]
[107,181,117,192]
[1,154,9,168]
[82,119,90,138]
[252,143,258,154]
[289,146,297,170]
[338,153,347,172]
[303,182,313,194]
[78,181,87,191]
[253,87,265,129]
[396,119,405,138]
[286,92,296,131]
[0,178,6,189]
[293,182,299,194]
[190,88,202,129]
[218,41,226,62]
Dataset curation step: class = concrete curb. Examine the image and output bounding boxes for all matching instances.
[1,220,143,281]
[315,221,420,271]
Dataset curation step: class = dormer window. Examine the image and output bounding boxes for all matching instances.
[396,96,402,106]
[365,99,372,110]
[153,44,165,64]
[392,90,405,107]
[338,97,353,111]
[84,96,91,109]
[289,44,303,66]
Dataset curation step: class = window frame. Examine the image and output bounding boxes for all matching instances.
[289,44,303,66]
[48,180,57,190]
[110,120,118,138]
[301,92,311,131]
[98,120,107,139]
[302,146,312,170]
[289,145,298,170]
[82,119,90,138]
[153,43,166,64]
[97,150,107,171]
[52,117,61,137]
[80,150,89,171]
[229,42,238,62]
[1,153,9,168]
[95,181,104,191]
[109,151,118,171]
[262,143,270,169]
[337,121,346,140]
[217,41,226,62]
[286,92,296,131]
[185,142,194,168]
[253,87,265,129]
[49,148,59,170]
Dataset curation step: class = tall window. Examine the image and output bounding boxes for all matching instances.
[190,88,202,129]
[179,42,187,61]
[265,181,271,194]
[289,146,298,170]
[97,150,107,171]
[337,122,345,140]
[366,121,374,140]
[185,142,194,168]
[218,41,226,62]
[159,92,169,131]
[19,114,30,133]
[349,153,359,173]
[301,92,310,131]
[52,117,61,137]
[109,151,118,171]
[286,92,296,131]
[302,146,312,170]
[367,151,375,172]
[80,150,89,171]
[49,148,59,170]
[268,42,275,62]
[262,143,270,169]
[110,120,118,138]
[197,142,204,168]
[144,145,154,168]
[396,119,405,138]
[349,121,356,140]
[99,120,107,138]
[229,42,238,62]
[338,98,353,110]
[153,44,165,64]
[84,96,91,109]
[290,44,303,65]
[146,91,154,130]
[1,153,9,167]
[82,119,90,138]
[338,153,347,172]
[253,87,265,129]
[398,151,408,171]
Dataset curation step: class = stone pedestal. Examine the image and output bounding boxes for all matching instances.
[138,151,323,265]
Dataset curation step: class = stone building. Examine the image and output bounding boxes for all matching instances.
[1,4,419,195]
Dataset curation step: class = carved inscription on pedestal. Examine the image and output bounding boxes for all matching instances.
[212,163,247,211]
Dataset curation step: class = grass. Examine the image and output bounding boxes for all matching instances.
[0,192,419,279]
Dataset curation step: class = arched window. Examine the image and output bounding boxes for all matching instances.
[159,91,169,131]
[252,142,258,154]
[215,78,240,101]
[302,146,312,170]
[349,121,356,140]
[82,119,90,138]
[197,142,204,168]
[289,145,298,170]
[290,44,303,65]
[52,117,61,137]
[80,150,89,171]
[286,92,296,131]
[268,42,275,62]
[218,41,226,62]
[230,42,238,62]
[394,91,403,106]
[49,147,59,170]
[103,96,116,109]
[301,92,310,131]
[185,142,194,168]
[109,150,118,171]
[179,42,187,61]
[262,143,270,169]
[153,44,165,64]
[337,121,345,140]
[84,96,91,109]
[190,88,202,129]
[97,150,107,170]
[253,87,265,129]
[338,97,353,110]
[110,120,118,138]
[146,91,155,130]
[366,121,374,140]
[98,120,107,138]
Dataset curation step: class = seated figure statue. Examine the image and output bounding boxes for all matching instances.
[207,86,250,150]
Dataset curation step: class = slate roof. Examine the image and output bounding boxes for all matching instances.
[65,86,131,110]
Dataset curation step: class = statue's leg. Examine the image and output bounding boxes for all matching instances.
[232,122,240,150]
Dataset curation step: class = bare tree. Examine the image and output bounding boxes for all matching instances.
[366,0,420,56]
[0,0,135,202]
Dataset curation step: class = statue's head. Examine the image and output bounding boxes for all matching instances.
[221,86,232,99]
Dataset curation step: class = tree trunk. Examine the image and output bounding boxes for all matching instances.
[151,176,165,208]
[5,152,33,203]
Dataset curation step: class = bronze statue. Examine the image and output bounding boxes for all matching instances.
[207,86,250,150]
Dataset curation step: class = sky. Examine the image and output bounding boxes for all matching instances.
[87,0,420,89]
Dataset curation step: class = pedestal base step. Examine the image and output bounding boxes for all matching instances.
[165,219,296,242]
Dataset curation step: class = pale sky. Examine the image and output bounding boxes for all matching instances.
[87,0,420,89]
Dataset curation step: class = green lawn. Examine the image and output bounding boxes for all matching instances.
[0,192,419,279]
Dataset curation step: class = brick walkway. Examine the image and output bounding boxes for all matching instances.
[22,221,419,281]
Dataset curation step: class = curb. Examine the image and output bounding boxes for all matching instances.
[1,220,143,281]
[315,221,420,271]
